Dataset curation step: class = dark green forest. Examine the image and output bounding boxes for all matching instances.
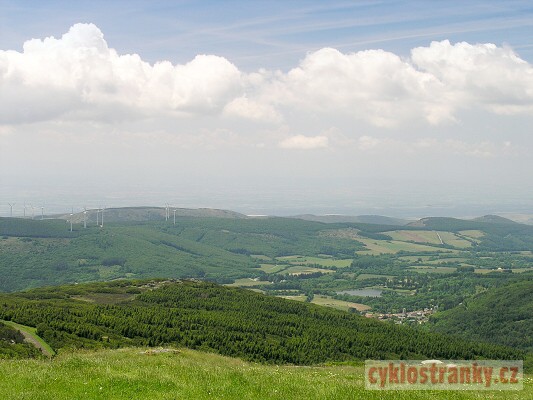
[0,280,522,365]
[430,279,533,352]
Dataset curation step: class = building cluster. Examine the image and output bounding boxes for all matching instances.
[364,306,437,325]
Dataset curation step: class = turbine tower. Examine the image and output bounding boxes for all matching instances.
[69,212,73,232]
[7,203,15,217]
[96,208,100,226]
[101,206,105,228]
[41,206,44,220]
[23,203,26,218]
[83,207,87,229]
[30,205,35,220]
[173,209,176,225]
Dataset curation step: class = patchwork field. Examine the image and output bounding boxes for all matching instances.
[227,278,272,287]
[258,264,286,273]
[275,255,352,268]
[355,238,452,255]
[283,266,334,275]
[311,295,371,312]
[458,230,485,239]
[385,230,472,248]
[356,273,394,281]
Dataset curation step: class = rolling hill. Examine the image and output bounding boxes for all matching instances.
[430,279,533,352]
[55,207,247,223]
[293,214,409,225]
[0,279,521,365]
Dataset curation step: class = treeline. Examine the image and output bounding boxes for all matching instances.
[0,280,522,365]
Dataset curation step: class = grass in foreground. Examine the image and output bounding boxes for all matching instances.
[0,348,530,400]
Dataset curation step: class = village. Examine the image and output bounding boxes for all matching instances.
[364,306,438,325]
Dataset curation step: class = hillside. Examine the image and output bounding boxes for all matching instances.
[294,214,409,225]
[0,216,366,291]
[0,280,521,365]
[430,280,533,352]
[3,210,533,293]
[472,215,519,225]
[55,207,247,223]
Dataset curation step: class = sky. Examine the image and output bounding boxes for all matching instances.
[1,0,533,217]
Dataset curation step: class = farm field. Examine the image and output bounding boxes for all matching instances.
[284,265,334,275]
[227,278,272,287]
[355,238,452,255]
[277,294,307,302]
[258,264,286,273]
[384,230,472,248]
[310,295,371,312]
[458,230,485,239]
[409,266,457,274]
[356,273,394,281]
[425,257,469,264]
[276,256,352,268]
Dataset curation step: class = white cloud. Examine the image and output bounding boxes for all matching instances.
[223,96,281,122]
[264,47,448,127]
[279,135,329,149]
[0,23,532,149]
[411,40,533,115]
[0,23,243,123]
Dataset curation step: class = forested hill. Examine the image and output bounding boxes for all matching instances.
[430,279,533,352]
[0,280,521,365]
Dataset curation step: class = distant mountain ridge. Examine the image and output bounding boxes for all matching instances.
[293,214,409,226]
[55,207,247,223]
[471,215,519,225]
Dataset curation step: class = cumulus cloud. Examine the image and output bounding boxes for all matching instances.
[279,135,329,149]
[411,40,533,115]
[0,23,243,123]
[1,23,532,141]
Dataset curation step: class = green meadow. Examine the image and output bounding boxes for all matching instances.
[0,347,530,400]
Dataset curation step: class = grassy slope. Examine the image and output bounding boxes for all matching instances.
[0,347,530,400]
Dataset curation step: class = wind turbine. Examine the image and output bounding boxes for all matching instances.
[30,205,35,220]
[173,209,176,225]
[69,211,73,232]
[23,203,26,218]
[101,206,105,228]
[96,208,100,226]
[41,206,44,220]
[83,207,87,228]
[7,203,15,217]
